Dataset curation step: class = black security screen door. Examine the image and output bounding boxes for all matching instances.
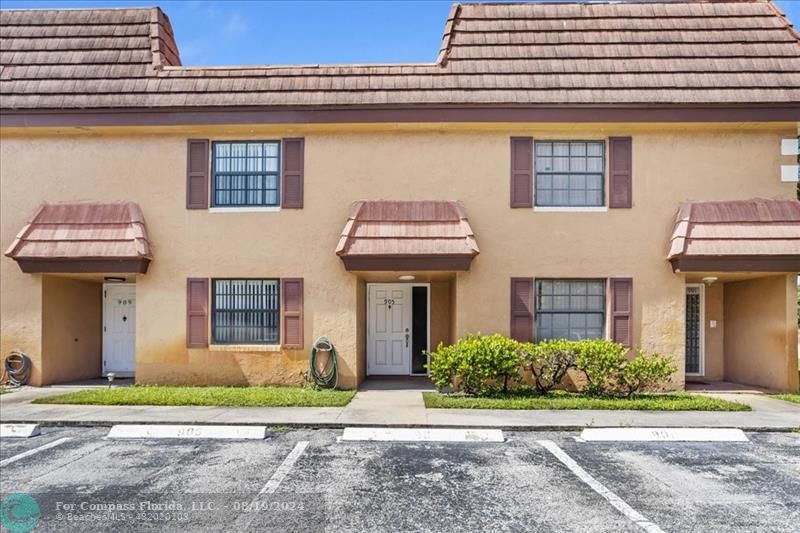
[685,286,702,374]
[412,286,428,374]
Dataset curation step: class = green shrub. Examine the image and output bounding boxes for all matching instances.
[572,339,676,396]
[427,334,523,396]
[427,341,459,392]
[573,339,628,395]
[521,339,578,395]
[618,351,677,397]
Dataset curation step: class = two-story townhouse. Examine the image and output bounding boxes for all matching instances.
[1,1,798,391]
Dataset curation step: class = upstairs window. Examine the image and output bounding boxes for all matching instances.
[212,279,280,344]
[536,279,605,341]
[212,141,280,207]
[535,141,605,207]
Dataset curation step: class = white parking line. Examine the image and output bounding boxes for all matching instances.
[232,440,310,530]
[537,440,665,533]
[258,440,309,495]
[0,437,71,467]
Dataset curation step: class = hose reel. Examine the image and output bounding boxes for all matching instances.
[309,336,338,389]
[3,350,32,386]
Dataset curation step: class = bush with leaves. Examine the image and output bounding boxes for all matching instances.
[573,339,628,395]
[618,351,677,397]
[521,339,578,394]
[427,334,523,396]
[572,339,677,396]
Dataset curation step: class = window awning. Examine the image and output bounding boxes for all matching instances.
[336,200,479,271]
[668,198,800,272]
[5,202,152,273]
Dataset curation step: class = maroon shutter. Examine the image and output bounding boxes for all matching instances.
[281,138,304,209]
[186,139,209,209]
[186,278,209,347]
[609,137,632,208]
[510,277,534,342]
[610,278,633,347]
[510,137,533,208]
[281,278,304,349]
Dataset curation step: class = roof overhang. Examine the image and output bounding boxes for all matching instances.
[14,258,150,274]
[5,201,153,274]
[2,104,799,129]
[340,254,475,272]
[668,198,800,273]
[670,255,800,273]
[336,200,479,272]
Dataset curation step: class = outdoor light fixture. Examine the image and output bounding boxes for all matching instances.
[107,373,115,388]
[104,277,126,283]
[398,275,415,281]
[702,277,718,285]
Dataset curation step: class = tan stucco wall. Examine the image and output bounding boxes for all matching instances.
[702,283,725,381]
[724,275,799,392]
[430,280,452,351]
[1,123,796,389]
[40,276,102,385]
[0,274,43,385]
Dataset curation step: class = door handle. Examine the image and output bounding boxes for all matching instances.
[405,329,410,348]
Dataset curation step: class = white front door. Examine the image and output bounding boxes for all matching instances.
[367,284,411,375]
[103,284,136,376]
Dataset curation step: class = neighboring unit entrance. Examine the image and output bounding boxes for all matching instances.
[685,284,705,376]
[103,283,136,376]
[367,283,429,376]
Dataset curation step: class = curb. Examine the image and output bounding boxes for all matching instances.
[1,419,797,433]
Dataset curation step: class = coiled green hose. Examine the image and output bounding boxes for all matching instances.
[309,336,338,389]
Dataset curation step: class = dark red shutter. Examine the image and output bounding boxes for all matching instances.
[610,278,633,347]
[510,277,534,342]
[281,278,304,349]
[609,137,632,208]
[510,137,533,208]
[281,138,304,209]
[186,139,209,209]
[186,278,209,347]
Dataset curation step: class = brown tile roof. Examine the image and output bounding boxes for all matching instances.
[667,198,800,272]
[5,201,152,273]
[336,200,479,271]
[1,1,799,110]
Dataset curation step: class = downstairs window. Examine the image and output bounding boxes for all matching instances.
[536,279,605,341]
[212,279,280,344]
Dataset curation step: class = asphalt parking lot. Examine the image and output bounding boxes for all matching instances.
[1,427,798,532]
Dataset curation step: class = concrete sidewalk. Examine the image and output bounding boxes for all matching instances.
[1,383,798,431]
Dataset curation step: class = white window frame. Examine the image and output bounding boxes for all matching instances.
[685,283,706,377]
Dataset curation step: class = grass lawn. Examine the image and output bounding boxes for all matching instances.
[33,385,355,408]
[423,390,750,411]
[772,394,800,405]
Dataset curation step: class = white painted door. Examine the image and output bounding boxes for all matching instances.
[367,284,411,375]
[103,284,136,376]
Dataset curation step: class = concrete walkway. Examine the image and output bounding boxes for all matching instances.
[1,382,799,431]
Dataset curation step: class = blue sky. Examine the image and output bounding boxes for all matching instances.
[3,0,799,66]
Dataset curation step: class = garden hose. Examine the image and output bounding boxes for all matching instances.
[3,351,32,386]
[309,336,338,389]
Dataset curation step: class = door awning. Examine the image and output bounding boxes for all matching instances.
[336,200,479,271]
[5,202,152,273]
[668,198,800,272]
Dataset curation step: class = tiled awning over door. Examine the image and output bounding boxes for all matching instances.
[336,200,479,271]
[5,202,152,273]
[667,198,800,272]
